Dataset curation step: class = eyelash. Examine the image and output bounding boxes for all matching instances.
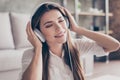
[45,24,53,28]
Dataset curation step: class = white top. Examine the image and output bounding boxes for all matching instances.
[18,38,107,80]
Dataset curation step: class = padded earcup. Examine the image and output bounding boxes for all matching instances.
[64,16,70,28]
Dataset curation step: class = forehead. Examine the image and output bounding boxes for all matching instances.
[40,9,63,22]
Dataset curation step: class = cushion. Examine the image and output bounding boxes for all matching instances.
[10,12,32,49]
[0,12,15,49]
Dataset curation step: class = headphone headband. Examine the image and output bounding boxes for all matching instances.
[31,2,70,30]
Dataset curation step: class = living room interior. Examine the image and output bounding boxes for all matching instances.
[0,0,120,80]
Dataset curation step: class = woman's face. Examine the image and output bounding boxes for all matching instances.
[40,9,68,44]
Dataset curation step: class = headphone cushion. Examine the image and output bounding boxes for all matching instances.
[64,16,70,28]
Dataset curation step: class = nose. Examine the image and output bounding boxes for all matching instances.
[54,22,62,31]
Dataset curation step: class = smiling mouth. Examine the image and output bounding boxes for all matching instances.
[55,31,66,38]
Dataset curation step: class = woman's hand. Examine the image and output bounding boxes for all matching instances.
[26,21,42,49]
[63,8,79,32]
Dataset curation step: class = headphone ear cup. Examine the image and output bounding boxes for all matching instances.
[34,29,45,42]
[64,17,70,28]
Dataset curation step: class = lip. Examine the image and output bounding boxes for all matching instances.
[55,31,66,38]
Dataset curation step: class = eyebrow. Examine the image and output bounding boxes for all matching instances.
[43,16,63,26]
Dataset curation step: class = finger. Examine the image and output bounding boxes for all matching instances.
[26,21,29,33]
[27,21,38,40]
[27,21,38,38]
[26,23,31,41]
[28,22,35,36]
[26,21,35,40]
[63,8,78,26]
[26,21,31,36]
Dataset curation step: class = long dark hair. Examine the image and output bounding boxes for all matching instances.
[31,2,85,80]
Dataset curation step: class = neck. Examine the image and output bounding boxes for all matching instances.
[47,42,63,57]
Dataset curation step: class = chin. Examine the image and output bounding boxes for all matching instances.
[56,38,67,44]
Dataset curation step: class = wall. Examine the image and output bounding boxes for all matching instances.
[0,0,60,13]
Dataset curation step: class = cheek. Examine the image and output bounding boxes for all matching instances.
[41,29,55,39]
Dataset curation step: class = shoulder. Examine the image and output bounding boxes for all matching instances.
[22,48,34,63]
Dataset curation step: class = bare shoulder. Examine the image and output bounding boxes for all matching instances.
[22,48,34,62]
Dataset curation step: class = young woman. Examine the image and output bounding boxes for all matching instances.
[21,2,120,80]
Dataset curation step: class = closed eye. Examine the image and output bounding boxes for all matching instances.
[58,19,64,23]
[45,24,53,28]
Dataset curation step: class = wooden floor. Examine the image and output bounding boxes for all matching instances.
[86,60,120,80]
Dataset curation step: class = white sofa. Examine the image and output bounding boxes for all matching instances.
[0,12,32,80]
